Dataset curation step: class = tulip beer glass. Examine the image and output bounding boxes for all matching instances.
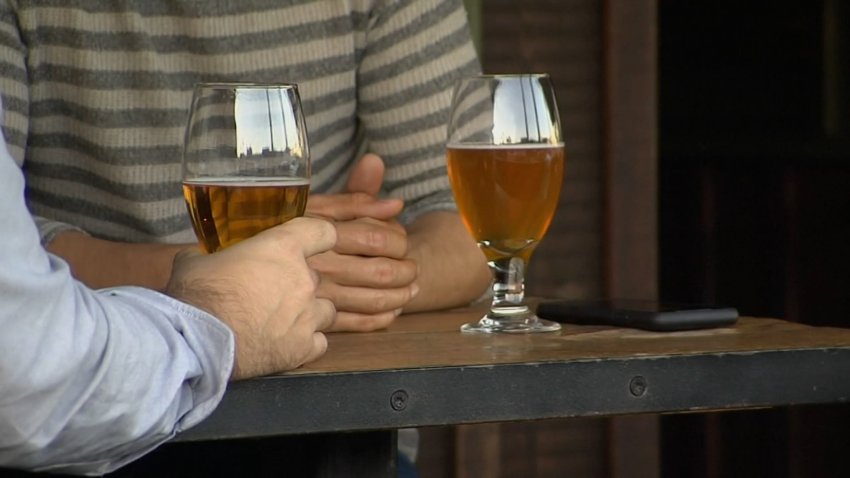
[447,74,564,333]
[182,83,310,253]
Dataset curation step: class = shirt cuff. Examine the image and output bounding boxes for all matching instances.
[106,287,236,433]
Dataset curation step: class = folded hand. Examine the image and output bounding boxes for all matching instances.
[305,154,419,331]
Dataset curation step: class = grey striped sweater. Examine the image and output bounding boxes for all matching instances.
[0,0,480,244]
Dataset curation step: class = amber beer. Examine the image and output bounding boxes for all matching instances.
[182,177,309,253]
[447,144,564,263]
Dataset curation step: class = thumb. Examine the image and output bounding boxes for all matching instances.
[345,153,385,197]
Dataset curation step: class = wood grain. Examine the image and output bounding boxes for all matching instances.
[289,303,850,376]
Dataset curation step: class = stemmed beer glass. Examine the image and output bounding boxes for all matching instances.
[446,74,565,333]
[182,83,310,253]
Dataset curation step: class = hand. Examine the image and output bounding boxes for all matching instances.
[309,216,419,331]
[165,217,337,380]
[306,153,403,222]
[306,154,419,331]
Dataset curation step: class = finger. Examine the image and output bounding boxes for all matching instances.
[333,220,409,258]
[316,282,418,315]
[310,268,321,287]
[302,332,328,364]
[345,153,385,196]
[307,192,403,221]
[310,254,418,288]
[295,299,335,364]
[255,216,337,258]
[328,310,400,332]
[312,298,337,332]
[286,298,335,367]
[352,215,407,234]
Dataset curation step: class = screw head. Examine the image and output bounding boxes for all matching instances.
[390,390,409,411]
[629,376,647,397]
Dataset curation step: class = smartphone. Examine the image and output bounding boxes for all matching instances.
[536,299,739,331]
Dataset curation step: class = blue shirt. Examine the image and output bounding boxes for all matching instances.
[0,102,235,475]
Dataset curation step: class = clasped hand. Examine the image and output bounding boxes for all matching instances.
[306,154,419,331]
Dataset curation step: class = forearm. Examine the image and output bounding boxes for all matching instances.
[1,137,233,474]
[48,231,194,290]
[404,211,491,313]
[0,285,234,475]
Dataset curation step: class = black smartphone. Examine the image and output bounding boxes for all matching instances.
[536,299,739,331]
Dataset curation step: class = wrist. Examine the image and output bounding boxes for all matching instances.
[48,231,193,290]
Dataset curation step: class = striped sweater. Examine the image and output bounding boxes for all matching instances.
[0,0,480,244]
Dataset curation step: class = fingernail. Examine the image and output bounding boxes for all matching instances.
[410,283,420,298]
[393,308,403,317]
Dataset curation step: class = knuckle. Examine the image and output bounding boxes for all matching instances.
[274,233,300,256]
[290,272,316,297]
[350,192,373,205]
[320,299,337,325]
[309,269,321,288]
[322,219,338,243]
[303,277,319,296]
[314,332,328,355]
[365,229,387,251]
[370,293,389,313]
[370,260,396,286]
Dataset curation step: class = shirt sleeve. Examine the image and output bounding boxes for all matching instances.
[0,101,235,475]
[358,0,482,224]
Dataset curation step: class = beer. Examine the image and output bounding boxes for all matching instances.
[447,144,564,263]
[182,177,309,253]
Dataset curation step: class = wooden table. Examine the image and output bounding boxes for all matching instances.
[176,301,850,476]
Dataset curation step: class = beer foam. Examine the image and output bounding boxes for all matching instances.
[183,177,310,187]
[446,143,564,150]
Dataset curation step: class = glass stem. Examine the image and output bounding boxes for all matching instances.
[490,257,527,308]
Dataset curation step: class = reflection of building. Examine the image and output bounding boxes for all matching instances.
[499,136,539,145]
[238,145,303,160]
[236,146,299,175]
[238,147,291,159]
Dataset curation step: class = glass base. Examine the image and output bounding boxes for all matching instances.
[460,305,562,334]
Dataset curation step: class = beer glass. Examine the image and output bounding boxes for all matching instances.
[182,83,310,253]
[447,74,564,333]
